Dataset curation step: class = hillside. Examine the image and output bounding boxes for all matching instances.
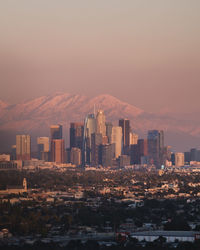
[0,93,199,152]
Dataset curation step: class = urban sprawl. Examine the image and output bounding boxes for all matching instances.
[1,110,200,250]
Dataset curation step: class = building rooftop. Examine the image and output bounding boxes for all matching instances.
[131,231,199,237]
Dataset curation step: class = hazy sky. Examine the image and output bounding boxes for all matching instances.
[0,0,200,113]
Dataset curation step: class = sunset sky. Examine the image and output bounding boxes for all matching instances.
[0,0,200,113]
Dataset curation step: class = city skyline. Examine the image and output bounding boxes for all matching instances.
[9,110,200,169]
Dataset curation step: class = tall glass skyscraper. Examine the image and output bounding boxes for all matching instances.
[119,119,130,155]
[147,130,164,168]
[70,122,84,149]
[82,114,96,165]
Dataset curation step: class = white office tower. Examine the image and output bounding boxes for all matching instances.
[175,152,185,167]
[96,110,106,136]
[111,126,122,158]
[129,132,138,145]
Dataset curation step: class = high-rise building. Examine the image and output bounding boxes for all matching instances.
[37,137,49,152]
[70,147,81,166]
[65,148,71,163]
[111,126,122,158]
[195,149,200,161]
[83,114,96,142]
[162,146,172,166]
[119,119,130,154]
[83,114,96,165]
[91,133,102,166]
[184,151,191,164]
[51,139,65,163]
[190,148,200,161]
[37,137,49,161]
[129,132,138,145]
[138,139,148,157]
[130,139,148,165]
[50,124,62,139]
[70,123,84,149]
[171,153,175,165]
[16,135,31,161]
[119,155,130,167]
[130,144,140,164]
[106,122,113,143]
[96,110,106,136]
[147,130,164,168]
[184,148,200,163]
[11,145,16,160]
[100,144,113,167]
[175,152,184,167]
[141,156,149,165]
[102,135,108,144]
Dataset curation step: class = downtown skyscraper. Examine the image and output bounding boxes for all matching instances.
[50,125,65,163]
[147,130,164,168]
[37,137,49,161]
[82,113,96,165]
[51,139,65,163]
[16,135,31,161]
[50,124,62,140]
[96,110,106,136]
[119,119,130,155]
[111,126,122,158]
[70,122,84,149]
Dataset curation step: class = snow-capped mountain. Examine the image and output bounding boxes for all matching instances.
[0,92,199,152]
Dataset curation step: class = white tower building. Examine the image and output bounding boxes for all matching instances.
[130,132,138,145]
[111,126,122,158]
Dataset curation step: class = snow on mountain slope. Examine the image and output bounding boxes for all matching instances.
[0,93,199,152]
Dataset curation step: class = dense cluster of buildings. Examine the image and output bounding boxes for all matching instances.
[1,110,199,170]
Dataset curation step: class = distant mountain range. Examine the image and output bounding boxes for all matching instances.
[0,92,199,152]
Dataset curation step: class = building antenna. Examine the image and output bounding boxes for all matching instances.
[94,104,96,116]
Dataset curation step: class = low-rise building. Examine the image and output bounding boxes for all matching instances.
[131,231,200,242]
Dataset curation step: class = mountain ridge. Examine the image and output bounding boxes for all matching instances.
[0,92,199,152]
